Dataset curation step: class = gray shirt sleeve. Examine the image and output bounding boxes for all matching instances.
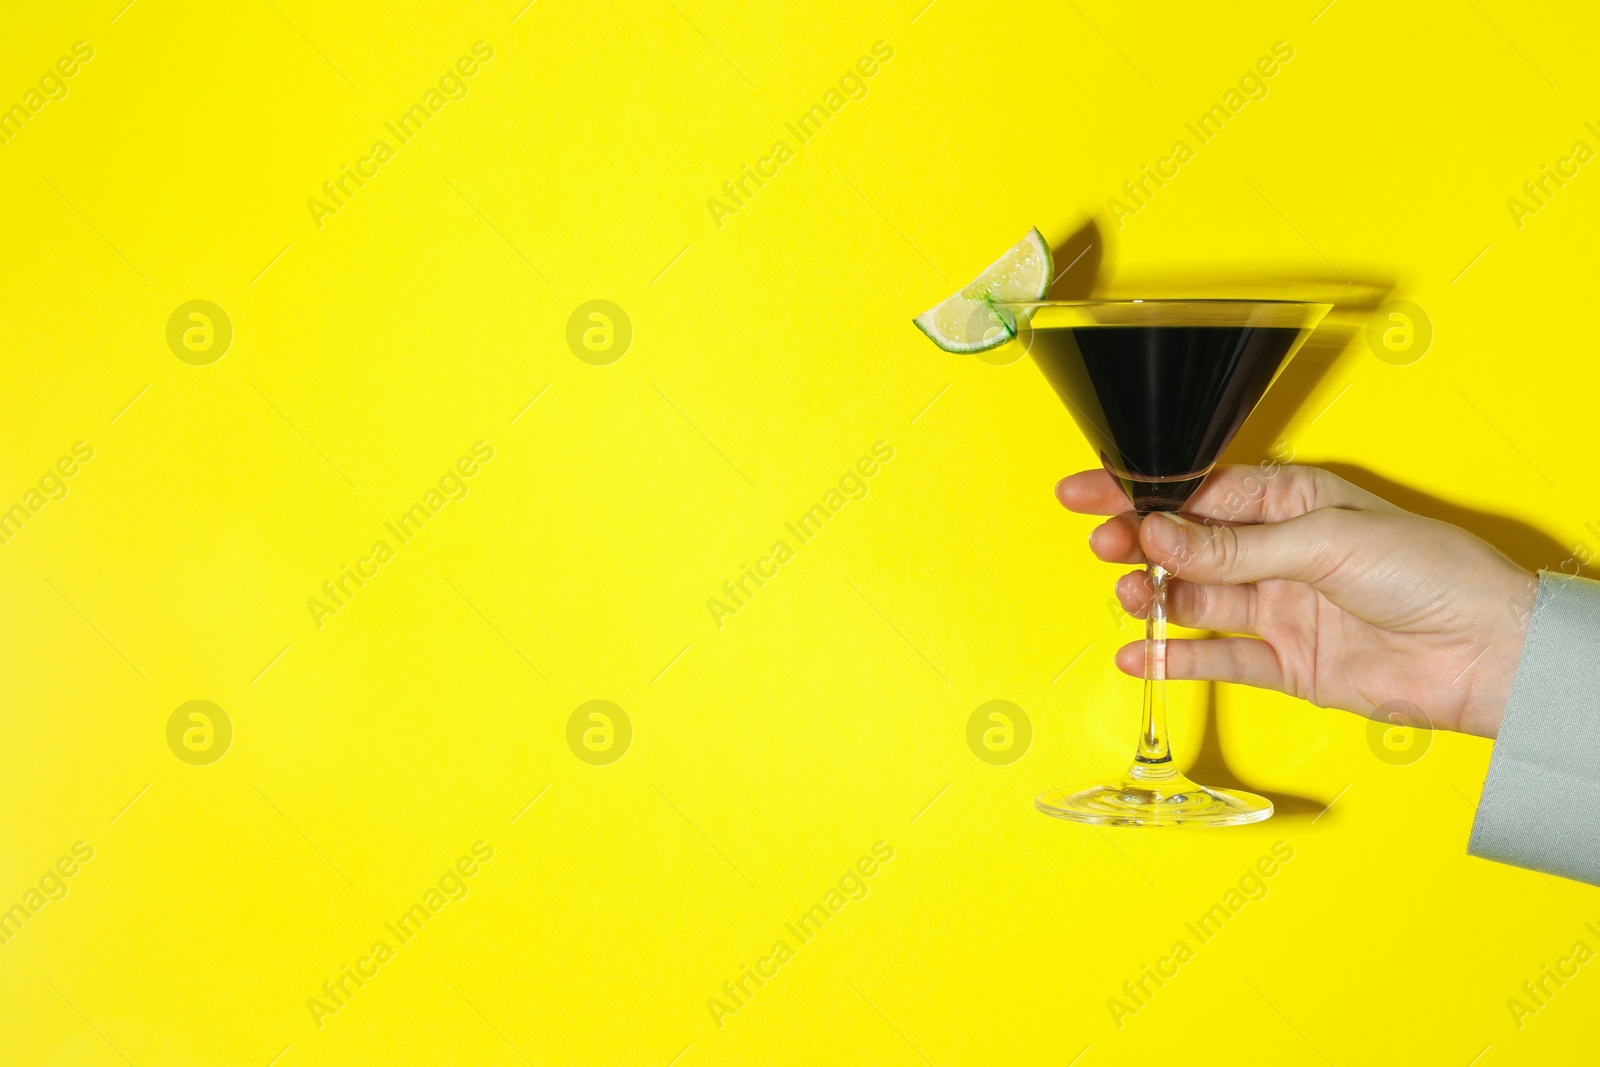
[1469,571,1600,883]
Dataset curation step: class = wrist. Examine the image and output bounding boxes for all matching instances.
[1459,568,1538,739]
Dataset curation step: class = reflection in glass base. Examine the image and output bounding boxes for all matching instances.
[1036,770,1273,827]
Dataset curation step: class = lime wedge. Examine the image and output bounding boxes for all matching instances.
[912,227,1052,353]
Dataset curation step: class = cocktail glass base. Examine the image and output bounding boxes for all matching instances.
[1036,770,1272,827]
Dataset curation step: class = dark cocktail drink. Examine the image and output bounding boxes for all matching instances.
[1027,324,1303,514]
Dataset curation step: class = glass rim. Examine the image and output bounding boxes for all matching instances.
[993,298,1334,310]
[995,297,1334,331]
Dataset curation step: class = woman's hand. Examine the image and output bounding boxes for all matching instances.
[1057,464,1538,738]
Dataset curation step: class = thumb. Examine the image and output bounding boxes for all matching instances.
[1140,510,1348,586]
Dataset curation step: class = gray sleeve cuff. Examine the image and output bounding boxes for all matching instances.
[1469,571,1600,884]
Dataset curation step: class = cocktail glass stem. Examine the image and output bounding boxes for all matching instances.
[1128,561,1176,784]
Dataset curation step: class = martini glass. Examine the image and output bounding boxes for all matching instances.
[1002,299,1330,826]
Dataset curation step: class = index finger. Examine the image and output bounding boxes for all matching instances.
[1055,468,1131,516]
[1057,464,1391,523]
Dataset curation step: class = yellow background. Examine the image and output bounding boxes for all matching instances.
[2,0,1598,1063]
